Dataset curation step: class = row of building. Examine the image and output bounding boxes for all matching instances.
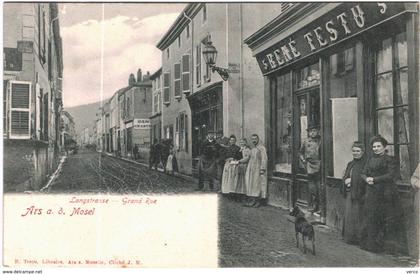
[3,3,76,191]
[93,3,418,258]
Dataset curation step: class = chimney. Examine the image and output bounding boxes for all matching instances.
[129,73,136,86]
[137,69,142,83]
[143,71,151,81]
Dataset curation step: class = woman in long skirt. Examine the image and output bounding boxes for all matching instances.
[235,138,251,201]
[221,135,241,195]
[341,141,367,244]
[360,135,407,254]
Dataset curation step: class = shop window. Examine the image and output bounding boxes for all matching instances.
[296,63,320,90]
[270,73,292,174]
[374,32,410,183]
[328,46,358,177]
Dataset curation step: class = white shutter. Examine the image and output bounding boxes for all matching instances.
[9,81,31,139]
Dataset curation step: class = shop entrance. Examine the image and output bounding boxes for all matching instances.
[293,87,321,208]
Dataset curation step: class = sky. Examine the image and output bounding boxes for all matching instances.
[59,3,186,108]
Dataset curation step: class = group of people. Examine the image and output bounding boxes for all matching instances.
[198,133,268,208]
[341,135,406,254]
[149,138,178,175]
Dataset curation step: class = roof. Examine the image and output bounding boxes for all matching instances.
[150,68,162,80]
[156,3,202,50]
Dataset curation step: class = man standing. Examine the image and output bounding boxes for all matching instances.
[244,134,268,207]
[133,144,139,160]
[299,125,321,213]
[197,134,221,191]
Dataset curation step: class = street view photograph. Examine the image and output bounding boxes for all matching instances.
[2,1,420,269]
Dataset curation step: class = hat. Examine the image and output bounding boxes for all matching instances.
[306,124,320,131]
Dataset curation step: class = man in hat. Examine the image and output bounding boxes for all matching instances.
[299,124,321,213]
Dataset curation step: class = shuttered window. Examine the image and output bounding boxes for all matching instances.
[163,72,170,105]
[174,63,181,98]
[182,54,190,93]
[9,81,31,139]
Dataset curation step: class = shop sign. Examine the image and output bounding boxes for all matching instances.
[228,63,240,73]
[134,119,151,129]
[256,3,410,75]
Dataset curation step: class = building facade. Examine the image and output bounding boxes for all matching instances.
[156,3,286,175]
[245,2,419,258]
[60,110,76,150]
[3,3,64,191]
[150,68,163,144]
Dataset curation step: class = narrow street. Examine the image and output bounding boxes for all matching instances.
[47,149,196,194]
[219,196,416,267]
[46,149,416,267]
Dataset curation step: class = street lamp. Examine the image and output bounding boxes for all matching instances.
[202,38,229,81]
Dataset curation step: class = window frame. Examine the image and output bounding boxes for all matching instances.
[373,31,410,183]
[9,80,32,140]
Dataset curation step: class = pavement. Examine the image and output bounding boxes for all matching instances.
[46,149,418,267]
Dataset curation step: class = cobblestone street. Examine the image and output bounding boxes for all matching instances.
[44,149,417,267]
[47,150,196,194]
[219,195,416,267]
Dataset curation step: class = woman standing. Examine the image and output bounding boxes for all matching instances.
[233,138,251,201]
[360,135,404,253]
[342,141,367,245]
[221,135,241,195]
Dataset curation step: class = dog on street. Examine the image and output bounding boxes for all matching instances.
[289,206,316,255]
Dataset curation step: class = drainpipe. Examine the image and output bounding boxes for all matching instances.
[239,3,244,138]
[183,11,194,156]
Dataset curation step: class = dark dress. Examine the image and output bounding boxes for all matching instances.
[341,156,367,244]
[360,153,406,254]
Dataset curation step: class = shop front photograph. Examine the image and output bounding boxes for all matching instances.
[245,2,419,258]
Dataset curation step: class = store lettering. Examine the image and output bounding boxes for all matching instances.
[304,4,370,52]
[257,2,404,74]
[262,39,301,70]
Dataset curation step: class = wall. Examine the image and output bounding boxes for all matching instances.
[4,140,48,191]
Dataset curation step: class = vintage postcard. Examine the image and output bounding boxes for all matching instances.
[2,1,419,272]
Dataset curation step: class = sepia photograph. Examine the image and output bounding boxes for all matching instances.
[2,1,419,270]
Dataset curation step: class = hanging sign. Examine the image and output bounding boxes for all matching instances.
[134,119,151,129]
[256,3,411,75]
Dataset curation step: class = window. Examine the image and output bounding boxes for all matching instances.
[186,24,190,39]
[176,113,188,151]
[202,4,207,23]
[9,81,31,139]
[167,48,170,59]
[196,44,201,86]
[178,36,181,47]
[163,72,171,105]
[328,46,358,177]
[3,80,8,137]
[182,54,190,93]
[374,32,410,183]
[38,6,46,64]
[42,93,48,141]
[174,63,181,99]
[296,63,320,89]
[271,73,292,174]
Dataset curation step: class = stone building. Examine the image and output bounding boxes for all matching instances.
[3,3,64,191]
